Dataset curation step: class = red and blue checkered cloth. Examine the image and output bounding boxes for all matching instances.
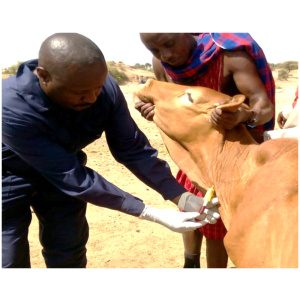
[292,87,298,108]
[162,33,275,130]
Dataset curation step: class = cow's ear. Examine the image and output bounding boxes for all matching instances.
[216,94,248,113]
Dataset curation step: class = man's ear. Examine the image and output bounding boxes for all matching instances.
[36,67,51,86]
[216,94,249,113]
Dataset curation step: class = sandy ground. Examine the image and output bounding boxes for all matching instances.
[27,70,298,268]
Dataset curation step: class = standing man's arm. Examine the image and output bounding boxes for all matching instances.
[210,50,274,130]
[134,57,170,120]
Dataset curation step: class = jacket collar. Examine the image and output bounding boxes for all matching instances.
[16,59,56,113]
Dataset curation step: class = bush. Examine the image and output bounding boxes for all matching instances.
[274,61,298,71]
[268,63,276,71]
[2,61,24,75]
[277,69,289,80]
[282,61,298,71]
[108,66,129,85]
[132,63,146,70]
[107,61,116,65]
[132,63,152,70]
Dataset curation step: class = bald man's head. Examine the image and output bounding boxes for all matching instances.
[36,33,108,111]
[38,33,106,79]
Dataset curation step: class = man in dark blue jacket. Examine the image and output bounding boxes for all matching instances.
[2,33,220,268]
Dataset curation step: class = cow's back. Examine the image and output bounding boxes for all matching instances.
[224,138,298,268]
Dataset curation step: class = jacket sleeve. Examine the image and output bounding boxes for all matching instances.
[2,114,145,216]
[104,81,186,200]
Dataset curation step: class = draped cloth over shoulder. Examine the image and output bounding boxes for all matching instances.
[160,33,275,239]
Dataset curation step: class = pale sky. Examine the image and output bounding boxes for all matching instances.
[1,1,299,69]
[1,30,299,69]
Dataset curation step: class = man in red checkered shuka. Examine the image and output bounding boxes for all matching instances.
[135,33,275,268]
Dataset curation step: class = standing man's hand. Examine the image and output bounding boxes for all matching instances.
[277,111,287,129]
[210,106,251,130]
[133,93,155,121]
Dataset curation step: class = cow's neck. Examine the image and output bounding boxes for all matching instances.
[184,125,258,228]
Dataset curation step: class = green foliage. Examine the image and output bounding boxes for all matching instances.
[282,61,298,71]
[273,61,298,71]
[107,60,116,65]
[274,62,283,69]
[268,63,276,71]
[132,63,152,70]
[107,65,129,85]
[106,61,129,84]
[132,63,144,69]
[2,61,24,75]
[106,61,116,68]
[277,68,289,80]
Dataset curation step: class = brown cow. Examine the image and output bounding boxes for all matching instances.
[133,79,298,268]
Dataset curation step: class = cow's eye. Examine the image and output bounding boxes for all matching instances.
[187,92,194,103]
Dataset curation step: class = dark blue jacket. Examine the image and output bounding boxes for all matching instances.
[2,60,185,216]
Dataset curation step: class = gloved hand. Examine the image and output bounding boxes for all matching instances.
[139,205,206,233]
[177,192,220,225]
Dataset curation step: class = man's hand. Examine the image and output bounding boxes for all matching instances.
[177,192,220,225]
[210,106,249,130]
[277,111,287,129]
[139,205,206,233]
[133,97,155,121]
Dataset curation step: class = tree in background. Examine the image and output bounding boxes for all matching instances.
[281,61,298,72]
[278,69,289,80]
[268,63,276,71]
[2,61,24,75]
[275,61,298,80]
[132,63,152,70]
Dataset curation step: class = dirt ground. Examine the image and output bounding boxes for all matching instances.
[28,70,298,268]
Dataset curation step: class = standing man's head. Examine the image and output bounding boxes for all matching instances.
[36,33,108,111]
[139,33,197,67]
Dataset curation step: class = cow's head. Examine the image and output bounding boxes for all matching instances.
[133,79,247,143]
